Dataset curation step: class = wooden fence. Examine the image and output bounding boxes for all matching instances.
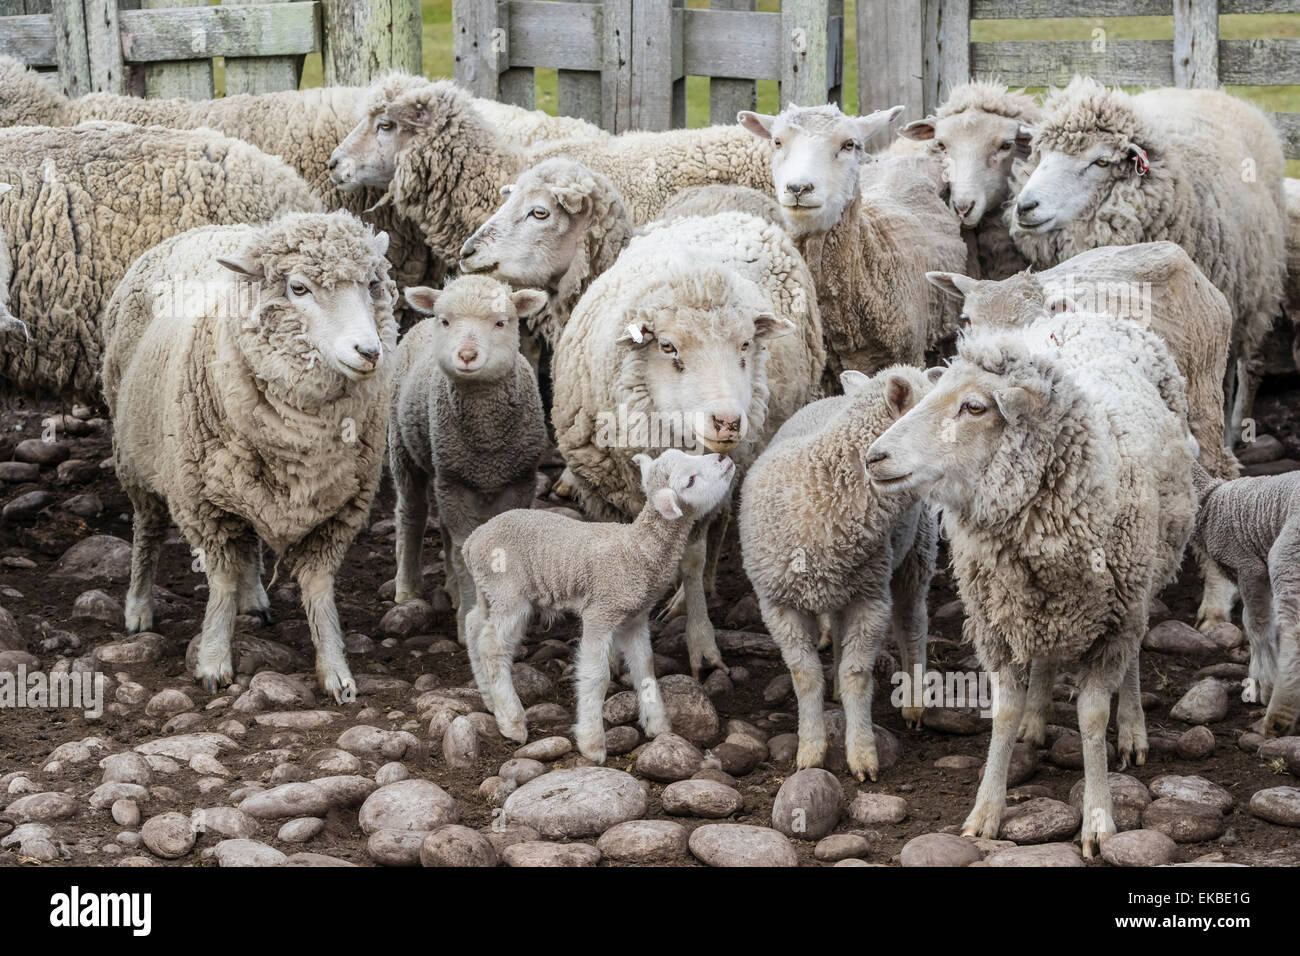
[453,0,845,132]
[862,0,1300,159]
[0,0,421,97]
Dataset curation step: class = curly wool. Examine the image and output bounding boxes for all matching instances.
[937,79,1041,124]
[659,185,784,226]
[0,56,65,126]
[103,211,396,563]
[0,121,321,399]
[1007,76,1286,360]
[944,314,1195,681]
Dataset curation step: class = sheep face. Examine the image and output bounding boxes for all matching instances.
[900,110,1033,227]
[330,103,418,191]
[634,448,736,520]
[738,104,903,237]
[405,276,546,380]
[927,269,1045,330]
[1012,142,1148,235]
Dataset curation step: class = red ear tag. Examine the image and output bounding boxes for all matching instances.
[1131,146,1150,176]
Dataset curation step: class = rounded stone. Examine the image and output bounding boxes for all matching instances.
[366,828,428,867]
[596,820,689,863]
[900,832,981,867]
[1142,798,1226,843]
[983,842,1085,867]
[771,768,841,839]
[238,782,331,820]
[278,817,325,843]
[848,792,907,826]
[1249,786,1300,826]
[419,824,498,867]
[502,841,602,867]
[635,732,703,782]
[688,824,798,867]
[814,833,872,862]
[503,767,647,838]
[358,779,459,834]
[998,797,1082,845]
[661,779,742,818]
[141,812,195,859]
[1101,829,1178,867]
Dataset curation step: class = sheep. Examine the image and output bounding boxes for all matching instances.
[327,75,774,264]
[389,276,550,647]
[0,56,63,127]
[472,96,610,147]
[864,312,1196,857]
[656,184,784,227]
[927,239,1240,634]
[739,364,937,782]
[0,121,321,399]
[738,103,967,385]
[1006,76,1287,444]
[463,449,735,759]
[101,211,397,702]
[0,181,22,339]
[894,80,1040,281]
[551,222,825,676]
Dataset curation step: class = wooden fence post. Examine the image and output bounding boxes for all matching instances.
[82,0,128,93]
[1173,0,1218,88]
[51,0,91,96]
[826,0,842,107]
[453,0,501,97]
[922,0,968,115]
[140,0,212,98]
[780,0,827,109]
[559,0,602,124]
[708,0,755,125]
[225,0,302,94]
[627,0,682,131]
[600,0,632,131]
[323,0,421,88]
[857,0,921,139]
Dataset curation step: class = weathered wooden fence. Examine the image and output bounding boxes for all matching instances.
[861,0,1300,159]
[0,0,421,97]
[453,0,845,132]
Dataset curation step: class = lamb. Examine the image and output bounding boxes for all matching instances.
[389,276,550,647]
[1190,464,1300,737]
[894,80,1040,280]
[739,364,937,781]
[738,103,967,385]
[0,121,321,399]
[926,240,1240,632]
[551,223,825,676]
[1006,76,1287,443]
[0,181,23,339]
[102,211,397,702]
[864,312,1197,857]
[463,449,735,759]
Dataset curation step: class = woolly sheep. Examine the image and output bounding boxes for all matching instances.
[0,56,63,127]
[464,449,735,759]
[894,81,1040,280]
[740,364,937,781]
[551,220,825,675]
[102,211,397,701]
[865,312,1196,857]
[1007,76,1287,443]
[927,240,1240,632]
[0,121,321,399]
[658,184,785,226]
[389,276,549,646]
[739,103,967,385]
[0,181,22,338]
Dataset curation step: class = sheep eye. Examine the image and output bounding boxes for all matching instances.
[440,318,450,328]
[659,340,676,355]
[377,120,394,132]
[959,312,970,326]
[999,141,1014,152]
[741,341,751,352]
[495,319,507,329]
[936,142,947,152]
[772,138,783,149]
[686,476,696,488]
[961,400,986,416]
[289,282,309,297]
[841,140,857,152]
[529,207,550,220]
[1093,158,1110,168]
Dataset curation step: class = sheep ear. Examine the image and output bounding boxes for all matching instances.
[217,255,263,280]
[839,369,870,395]
[856,105,905,143]
[927,271,974,299]
[994,384,1043,422]
[552,185,588,216]
[737,111,776,140]
[925,366,946,385]
[1124,141,1151,175]
[632,453,654,485]
[510,289,547,319]
[372,231,390,257]
[405,286,440,314]
[651,487,683,521]
[899,117,936,142]
[753,312,794,340]
[617,321,653,347]
[389,96,431,129]
[1015,124,1035,151]
[885,373,919,418]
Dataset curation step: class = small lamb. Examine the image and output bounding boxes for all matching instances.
[390,276,550,644]
[463,449,735,761]
[1192,463,1300,735]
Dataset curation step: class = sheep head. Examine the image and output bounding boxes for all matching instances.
[632,448,736,521]
[927,268,1047,330]
[405,275,545,380]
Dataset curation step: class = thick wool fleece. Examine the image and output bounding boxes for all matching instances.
[740,365,937,615]
[0,122,320,399]
[551,212,825,521]
[945,314,1195,682]
[1007,77,1286,362]
[104,212,396,565]
[659,185,785,227]
[0,56,66,126]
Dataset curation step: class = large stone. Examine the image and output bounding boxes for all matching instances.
[1170,679,1229,724]
[983,843,1085,867]
[367,828,428,866]
[848,792,907,826]
[1143,620,1218,657]
[1147,775,1233,813]
[503,767,647,838]
[661,779,742,818]
[358,779,459,834]
[635,732,703,782]
[141,812,195,859]
[688,824,798,867]
[1067,773,1151,832]
[596,820,689,863]
[419,825,498,867]
[238,783,331,821]
[900,832,981,867]
[1142,798,1226,843]
[999,798,1081,844]
[657,675,720,744]
[4,791,75,823]
[1249,786,1300,827]
[502,842,602,867]
[211,839,287,867]
[771,768,841,839]
[1101,829,1177,867]
[53,535,132,583]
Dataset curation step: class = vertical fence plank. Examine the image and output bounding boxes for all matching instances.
[141,0,212,98]
[708,0,756,124]
[558,0,601,123]
[225,0,301,93]
[601,0,632,131]
[51,0,91,95]
[628,0,680,131]
[857,0,921,135]
[453,0,501,97]
[83,0,125,92]
[923,0,968,115]
[324,0,421,87]
[1173,0,1218,88]
[781,0,828,109]
[826,0,842,106]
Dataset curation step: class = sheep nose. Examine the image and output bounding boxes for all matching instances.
[328,155,338,171]
[711,413,742,439]
[355,343,380,364]
[954,201,974,218]
[786,181,813,198]
[460,239,476,259]
[1016,198,1039,217]
[865,450,887,467]
[457,348,479,365]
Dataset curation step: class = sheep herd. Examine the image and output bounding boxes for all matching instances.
[2,52,1300,866]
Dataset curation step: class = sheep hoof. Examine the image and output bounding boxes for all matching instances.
[961,801,1003,840]
[795,739,827,771]
[900,706,924,730]
[321,670,357,705]
[1194,607,1229,633]
[194,659,234,694]
[1242,677,1260,704]
[499,719,528,744]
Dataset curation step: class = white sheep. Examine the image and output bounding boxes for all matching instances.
[865,312,1196,857]
[740,364,937,782]
[1006,76,1287,444]
[102,211,397,702]
[389,276,549,645]
[0,121,320,399]
[738,103,968,384]
[0,181,23,339]
[463,449,735,760]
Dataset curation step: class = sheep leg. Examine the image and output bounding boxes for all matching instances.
[439,524,459,612]
[1016,659,1055,748]
[573,614,618,763]
[236,537,271,624]
[448,534,476,647]
[703,508,728,595]
[391,445,429,605]
[1194,545,1237,632]
[817,613,834,651]
[193,544,241,693]
[961,667,1026,840]
[1239,566,1278,707]
[681,533,726,677]
[1078,675,1118,858]
[891,571,930,731]
[1115,652,1148,770]
[839,596,890,782]
[1264,529,1300,735]
[760,596,825,770]
[830,616,842,703]
[296,560,355,704]
[463,595,494,712]
[124,489,168,634]
[618,612,670,738]
[473,595,530,743]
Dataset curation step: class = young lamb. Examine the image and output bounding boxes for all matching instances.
[389,276,549,645]
[740,365,937,782]
[463,449,735,759]
[893,80,1040,280]
[1006,76,1287,444]
[927,239,1241,636]
[865,312,1196,857]
[102,211,397,702]
[738,103,967,386]
[0,121,320,399]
